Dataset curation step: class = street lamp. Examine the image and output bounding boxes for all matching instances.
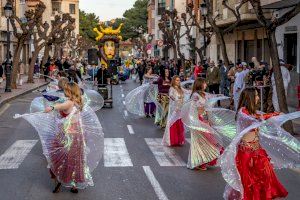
[4,2,13,92]
[200,1,207,59]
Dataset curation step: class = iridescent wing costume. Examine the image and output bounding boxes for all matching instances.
[30,89,104,113]
[220,110,300,199]
[15,105,104,189]
[162,87,191,146]
[125,82,159,117]
[181,93,228,169]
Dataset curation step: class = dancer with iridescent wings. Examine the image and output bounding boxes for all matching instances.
[219,88,300,200]
[14,82,104,194]
[181,78,225,170]
[143,66,159,118]
[162,76,191,146]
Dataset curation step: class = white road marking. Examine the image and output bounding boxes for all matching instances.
[123,101,126,105]
[104,138,133,167]
[124,110,128,117]
[127,125,135,134]
[145,138,186,166]
[121,94,125,98]
[143,166,169,200]
[0,140,38,169]
[0,103,10,116]
[120,85,122,88]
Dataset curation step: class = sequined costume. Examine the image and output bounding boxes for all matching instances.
[220,108,300,200]
[15,105,104,189]
[181,92,224,169]
[153,77,171,128]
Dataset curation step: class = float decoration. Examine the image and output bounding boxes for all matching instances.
[93,23,123,68]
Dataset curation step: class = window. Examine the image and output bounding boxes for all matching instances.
[69,4,76,14]
[52,2,61,13]
[157,0,166,15]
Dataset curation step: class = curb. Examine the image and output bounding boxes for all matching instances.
[0,82,48,109]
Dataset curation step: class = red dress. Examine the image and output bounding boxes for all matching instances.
[49,111,86,185]
[169,119,185,146]
[234,108,288,200]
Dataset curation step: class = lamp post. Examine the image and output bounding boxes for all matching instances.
[200,1,207,59]
[4,2,13,92]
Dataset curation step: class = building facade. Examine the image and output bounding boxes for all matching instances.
[147,0,190,60]
[27,0,80,58]
[186,0,299,108]
[0,0,26,65]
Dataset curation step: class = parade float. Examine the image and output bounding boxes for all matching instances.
[93,23,123,69]
[92,22,130,83]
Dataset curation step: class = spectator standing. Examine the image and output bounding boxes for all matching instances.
[206,61,220,95]
[219,60,230,96]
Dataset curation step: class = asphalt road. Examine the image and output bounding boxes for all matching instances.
[0,80,299,200]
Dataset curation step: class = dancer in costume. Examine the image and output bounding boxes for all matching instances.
[15,82,104,194]
[143,66,159,118]
[183,78,223,170]
[162,76,187,146]
[221,87,300,200]
[153,68,171,128]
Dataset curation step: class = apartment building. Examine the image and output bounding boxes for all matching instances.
[0,0,26,64]
[147,0,190,60]
[26,0,80,58]
[188,0,299,108]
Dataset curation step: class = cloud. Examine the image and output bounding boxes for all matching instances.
[79,0,136,20]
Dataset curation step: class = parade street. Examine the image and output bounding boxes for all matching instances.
[0,81,299,200]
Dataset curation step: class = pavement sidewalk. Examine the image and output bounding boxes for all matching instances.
[0,75,48,108]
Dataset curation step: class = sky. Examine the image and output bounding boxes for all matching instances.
[79,0,136,21]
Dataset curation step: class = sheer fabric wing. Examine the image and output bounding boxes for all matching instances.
[83,89,104,111]
[181,99,222,145]
[220,111,300,199]
[17,106,104,173]
[80,106,104,171]
[125,83,150,116]
[30,97,56,113]
[206,107,237,146]
[259,112,300,169]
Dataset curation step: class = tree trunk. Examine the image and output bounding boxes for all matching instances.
[172,44,178,64]
[266,30,294,133]
[11,43,24,89]
[28,45,43,83]
[41,44,51,67]
[53,44,60,60]
[216,32,230,67]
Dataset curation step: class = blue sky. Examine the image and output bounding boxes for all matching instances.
[79,0,136,21]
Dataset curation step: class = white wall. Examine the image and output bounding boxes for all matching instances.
[276,11,300,73]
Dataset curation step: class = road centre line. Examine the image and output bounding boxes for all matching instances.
[124,110,128,117]
[143,166,169,200]
[127,125,135,134]
[121,94,125,98]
